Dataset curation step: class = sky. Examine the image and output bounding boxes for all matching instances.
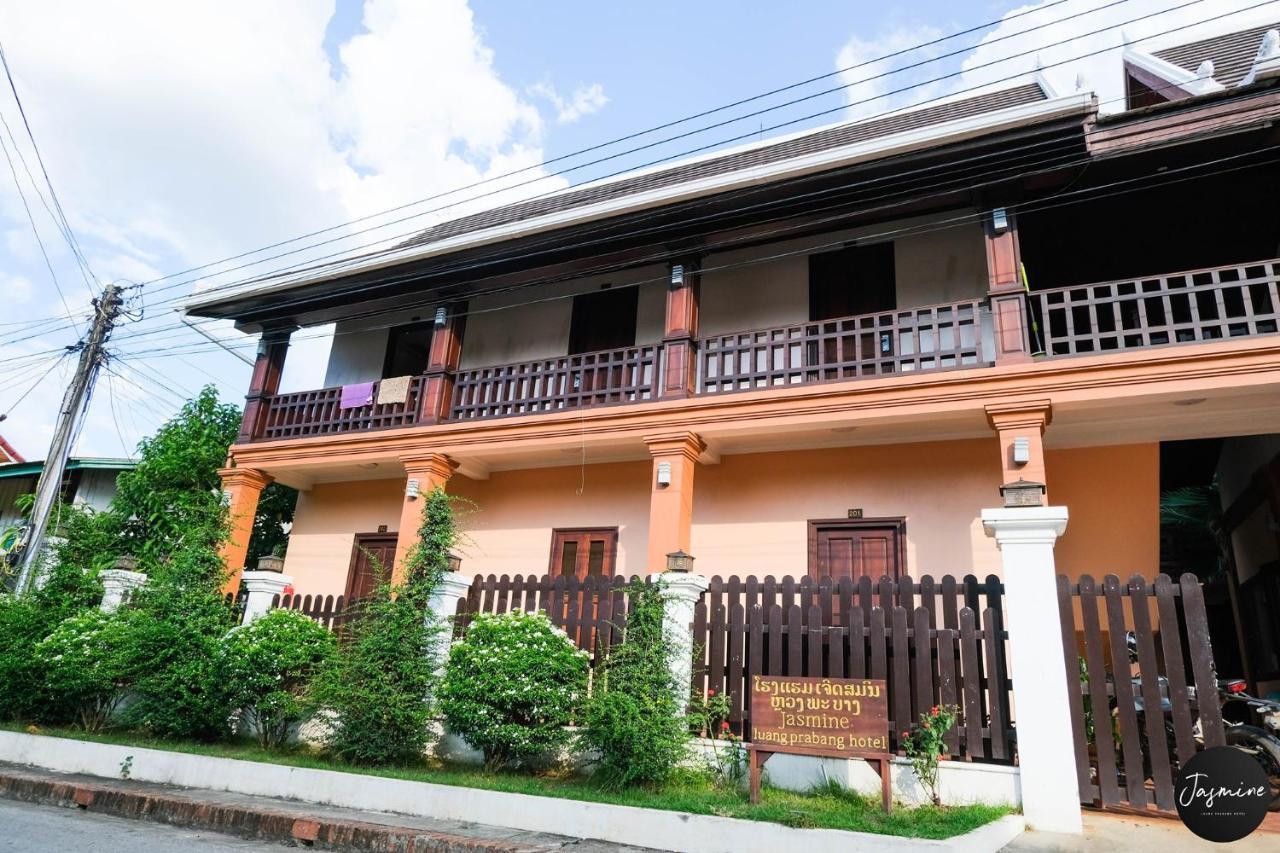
[0,0,1276,462]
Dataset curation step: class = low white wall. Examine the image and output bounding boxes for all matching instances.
[687,738,1021,808]
[0,731,1024,853]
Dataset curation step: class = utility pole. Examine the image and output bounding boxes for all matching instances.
[14,283,123,594]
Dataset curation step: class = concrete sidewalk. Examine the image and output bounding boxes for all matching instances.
[0,762,655,852]
[1003,811,1279,852]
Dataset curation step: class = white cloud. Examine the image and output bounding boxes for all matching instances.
[0,0,599,454]
[836,25,948,120]
[529,81,609,124]
[0,271,34,304]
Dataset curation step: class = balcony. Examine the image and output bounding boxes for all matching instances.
[240,258,1280,443]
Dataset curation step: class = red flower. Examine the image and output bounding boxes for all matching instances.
[901,731,910,738]
[721,721,731,731]
[708,689,716,697]
[931,705,939,715]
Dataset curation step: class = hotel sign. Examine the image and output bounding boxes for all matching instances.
[750,675,889,758]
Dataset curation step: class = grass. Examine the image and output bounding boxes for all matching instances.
[2,722,1010,839]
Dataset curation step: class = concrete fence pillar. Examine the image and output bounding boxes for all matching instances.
[99,569,147,613]
[239,570,292,625]
[426,571,473,672]
[660,572,709,713]
[982,505,1081,834]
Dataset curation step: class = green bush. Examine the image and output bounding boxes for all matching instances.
[119,534,238,740]
[37,609,138,732]
[439,610,589,770]
[579,579,688,786]
[0,553,103,723]
[311,487,458,765]
[216,609,335,749]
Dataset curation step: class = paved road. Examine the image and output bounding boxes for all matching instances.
[0,798,279,852]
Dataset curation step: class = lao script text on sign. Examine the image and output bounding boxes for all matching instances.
[750,674,889,758]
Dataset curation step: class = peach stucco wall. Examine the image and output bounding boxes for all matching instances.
[1046,443,1160,582]
[280,440,1160,597]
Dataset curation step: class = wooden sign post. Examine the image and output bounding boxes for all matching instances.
[748,675,892,813]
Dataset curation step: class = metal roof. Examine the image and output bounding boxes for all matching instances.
[0,457,135,481]
[1154,21,1279,88]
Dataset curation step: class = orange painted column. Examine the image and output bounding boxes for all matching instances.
[644,432,705,574]
[218,467,273,595]
[392,453,458,585]
[985,400,1052,498]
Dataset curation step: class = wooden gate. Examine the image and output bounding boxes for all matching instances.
[1057,573,1226,814]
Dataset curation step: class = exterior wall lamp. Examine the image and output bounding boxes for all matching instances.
[1012,436,1031,465]
[665,550,694,573]
[656,461,672,487]
[405,478,421,499]
[991,207,1009,232]
[447,552,462,573]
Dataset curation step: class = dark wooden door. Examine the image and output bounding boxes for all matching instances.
[568,288,637,354]
[549,528,618,579]
[345,534,398,601]
[808,242,897,321]
[808,520,904,582]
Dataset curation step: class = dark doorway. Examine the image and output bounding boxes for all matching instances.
[549,528,619,579]
[345,533,398,601]
[382,322,434,378]
[808,242,897,321]
[807,518,905,582]
[568,287,637,355]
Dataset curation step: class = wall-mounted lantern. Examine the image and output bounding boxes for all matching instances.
[447,552,462,573]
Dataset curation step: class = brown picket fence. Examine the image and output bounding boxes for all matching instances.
[269,592,365,634]
[693,574,1012,762]
[455,573,649,664]
[1057,573,1225,815]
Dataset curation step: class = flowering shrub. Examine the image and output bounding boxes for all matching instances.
[37,610,138,732]
[688,687,743,785]
[216,609,336,749]
[901,703,959,806]
[439,610,588,770]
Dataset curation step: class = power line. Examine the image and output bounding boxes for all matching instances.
[0,39,98,296]
[113,0,1090,297]
[146,0,1259,314]
[114,145,1280,363]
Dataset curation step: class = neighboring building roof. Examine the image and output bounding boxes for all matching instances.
[0,434,22,463]
[185,81,1095,317]
[1154,21,1280,88]
[0,457,135,481]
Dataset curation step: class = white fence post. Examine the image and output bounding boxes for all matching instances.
[660,572,708,713]
[426,571,473,672]
[982,505,1082,834]
[240,570,292,625]
[99,568,146,613]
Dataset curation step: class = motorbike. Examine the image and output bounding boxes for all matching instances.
[1123,633,1280,811]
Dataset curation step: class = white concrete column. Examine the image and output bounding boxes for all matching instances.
[239,570,292,625]
[982,505,1082,834]
[426,571,473,671]
[99,569,147,613]
[660,572,709,713]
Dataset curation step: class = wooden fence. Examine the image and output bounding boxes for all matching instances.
[692,574,1012,761]
[269,592,364,633]
[455,573,647,663]
[1057,573,1225,815]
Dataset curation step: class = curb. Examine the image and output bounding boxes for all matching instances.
[0,766,541,852]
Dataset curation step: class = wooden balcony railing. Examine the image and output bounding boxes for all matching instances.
[243,259,1280,441]
[1029,259,1280,357]
[695,299,987,394]
[259,376,426,440]
[449,344,659,420]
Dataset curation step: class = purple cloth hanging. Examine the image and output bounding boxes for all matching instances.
[339,381,375,409]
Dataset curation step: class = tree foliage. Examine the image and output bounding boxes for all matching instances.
[312,486,459,765]
[579,579,688,786]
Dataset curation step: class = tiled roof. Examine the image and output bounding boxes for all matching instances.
[400,83,1047,249]
[1154,21,1279,88]
[0,434,21,463]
